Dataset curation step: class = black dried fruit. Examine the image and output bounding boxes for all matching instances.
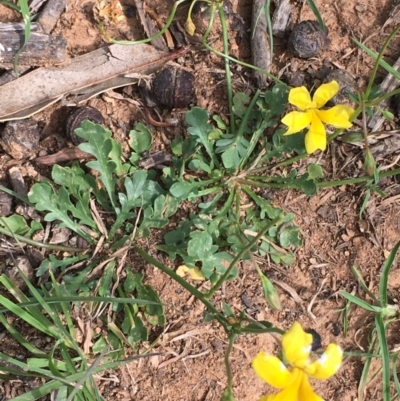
[66,106,104,145]
[288,20,329,59]
[153,66,195,109]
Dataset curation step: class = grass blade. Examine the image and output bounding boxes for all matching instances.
[375,314,391,401]
[0,0,21,11]
[339,291,381,313]
[357,335,376,401]
[379,241,400,308]
[13,0,31,76]
[305,0,326,32]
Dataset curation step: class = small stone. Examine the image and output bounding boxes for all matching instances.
[1,119,40,160]
[0,183,13,216]
[288,20,329,59]
[323,69,357,106]
[50,226,71,244]
[4,255,34,290]
[8,167,28,197]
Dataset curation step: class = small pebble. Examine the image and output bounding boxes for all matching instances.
[323,69,357,106]
[0,119,40,160]
[4,255,34,290]
[0,183,13,216]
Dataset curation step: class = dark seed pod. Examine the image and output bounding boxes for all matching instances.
[288,20,329,59]
[66,106,104,145]
[153,66,195,109]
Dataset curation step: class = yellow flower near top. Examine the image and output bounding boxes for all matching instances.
[281,81,354,154]
[252,322,343,401]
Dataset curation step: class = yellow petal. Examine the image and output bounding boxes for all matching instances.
[282,111,312,135]
[305,344,343,379]
[288,86,313,110]
[298,371,324,401]
[261,368,303,401]
[315,105,354,128]
[282,322,313,367]
[313,81,339,108]
[305,110,327,154]
[252,352,295,388]
[176,265,205,281]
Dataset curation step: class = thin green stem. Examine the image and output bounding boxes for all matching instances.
[236,178,291,188]
[218,6,235,133]
[236,89,261,140]
[365,24,400,98]
[206,214,285,299]
[367,87,400,107]
[224,333,237,397]
[317,168,400,188]
[250,153,306,174]
[201,10,283,85]
[132,245,230,327]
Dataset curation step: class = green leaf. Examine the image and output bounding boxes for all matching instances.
[232,92,250,118]
[307,164,323,179]
[264,83,289,115]
[109,170,148,238]
[188,159,212,173]
[379,240,400,308]
[0,215,30,235]
[188,231,213,259]
[297,177,317,196]
[222,302,235,317]
[186,107,219,169]
[241,321,275,334]
[28,182,94,243]
[139,194,179,237]
[375,314,391,401]
[339,291,381,313]
[76,121,118,208]
[170,181,197,199]
[221,146,241,169]
[129,123,152,154]
[279,226,301,248]
[110,140,130,176]
[127,316,148,343]
[202,251,236,280]
[37,255,89,277]
[171,136,183,155]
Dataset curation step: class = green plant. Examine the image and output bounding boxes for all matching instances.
[340,242,400,401]
[0,268,161,400]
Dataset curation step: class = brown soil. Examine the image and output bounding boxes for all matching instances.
[1,0,400,400]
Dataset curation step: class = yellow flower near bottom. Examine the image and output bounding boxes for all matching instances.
[252,322,343,401]
[281,81,354,154]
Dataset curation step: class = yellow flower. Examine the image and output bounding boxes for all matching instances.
[252,322,343,401]
[281,81,354,154]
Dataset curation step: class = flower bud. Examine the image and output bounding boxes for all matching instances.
[260,273,281,310]
[363,148,376,176]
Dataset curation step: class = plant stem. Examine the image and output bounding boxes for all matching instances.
[218,6,235,133]
[223,333,237,398]
[206,214,285,299]
[132,245,231,327]
[365,24,400,99]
